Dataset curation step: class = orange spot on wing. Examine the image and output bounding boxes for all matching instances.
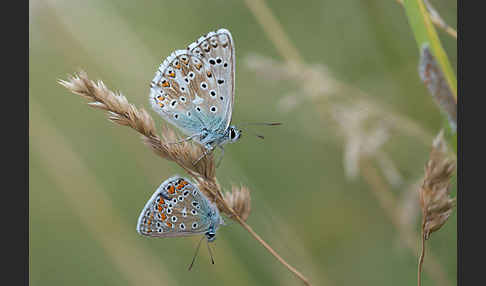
[177,184,183,190]
[175,63,181,69]
[168,72,175,78]
[206,71,212,77]
[160,81,169,87]
[168,185,175,194]
[196,63,202,70]
[161,213,167,221]
[166,222,172,228]
[158,205,163,212]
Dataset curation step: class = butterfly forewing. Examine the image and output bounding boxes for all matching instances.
[188,29,235,132]
[150,29,235,138]
[137,176,215,237]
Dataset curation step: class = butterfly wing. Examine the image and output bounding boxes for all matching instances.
[150,29,235,137]
[136,176,217,238]
[188,29,235,133]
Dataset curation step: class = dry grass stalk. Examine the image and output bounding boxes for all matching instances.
[423,0,457,39]
[59,71,311,286]
[396,0,457,39]
[417,130,456,286]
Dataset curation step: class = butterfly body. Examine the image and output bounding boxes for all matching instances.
[137,176,223,242]
[149,29,242,157]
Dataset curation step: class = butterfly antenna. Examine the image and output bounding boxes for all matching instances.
[241,127,265,140]
[239,122,282,126]
[188,236,205,271]
[239,122,281,140]
[206,241,215,265]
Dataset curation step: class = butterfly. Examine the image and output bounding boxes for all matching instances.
[136,176,224,268]
[149,28,241,164]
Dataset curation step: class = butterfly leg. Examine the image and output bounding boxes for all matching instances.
[167,133,200,145]
[215,146,225,168]
[192,144,213,166]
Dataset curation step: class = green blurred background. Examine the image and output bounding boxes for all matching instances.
[29,0,457,285]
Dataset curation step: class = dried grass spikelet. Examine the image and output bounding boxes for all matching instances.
[419,130,456,239]
[419,44,457,130]
[224,185,252,221]
[331,103,391,180]
[58,71,215,181]
[417,130,456,286]
[245,54,339,110]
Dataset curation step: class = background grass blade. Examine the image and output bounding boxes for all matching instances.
[402,0,457,102]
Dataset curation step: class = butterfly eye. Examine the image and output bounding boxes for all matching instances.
[188,72,195,79]
[210,90,216,97]
[216,57,222,64]
[192,222,198,229]
[230,128,236,140]
[171,216,178,222]
[223,62,228,68]
[217,79,225,85]
[209,58,216,65]
[200,82,208,89]
[195,106,202,112]
[179,223,186,230]
[210,106,217,113]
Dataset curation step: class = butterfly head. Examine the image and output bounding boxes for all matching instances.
[228,125,242,143]
[205,226,217,242]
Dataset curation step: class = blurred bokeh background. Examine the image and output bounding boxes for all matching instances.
[29,0,457,285]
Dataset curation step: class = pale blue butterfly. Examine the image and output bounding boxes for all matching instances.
[136,176,223,269]
[149,28,240,165]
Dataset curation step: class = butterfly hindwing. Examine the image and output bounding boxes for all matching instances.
[136,176,215,237]
[150,29,235,137]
